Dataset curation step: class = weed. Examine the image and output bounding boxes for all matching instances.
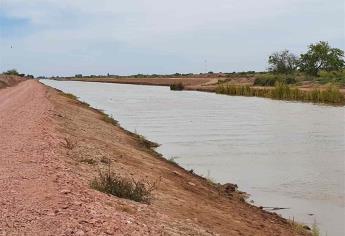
[101,114,118,126]
[62,137,76,150]
[90,167,155,203]
[288,218,309,235]
[206,170,216,184]
[100,156,111,164]
[135,133,159,149]
[167,156,178,164]
[80,158,97,165]
[61,92,78,100]
[311,221,320,236]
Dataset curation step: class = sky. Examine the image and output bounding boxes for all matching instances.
[0,0,344,77]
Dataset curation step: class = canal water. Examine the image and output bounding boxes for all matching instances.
[42,80,345,236]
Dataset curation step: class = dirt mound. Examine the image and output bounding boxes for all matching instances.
[0,75,26,88]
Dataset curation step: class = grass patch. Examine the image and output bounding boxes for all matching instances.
[205,170,216,185]
[61,92,78,100]
[80,158,97,165]
[167,156,178,165]
[254,74,296,86]
[289,219,308,235]
[134,132,159,149]
[100,156,111,164]
[90,167,155,203]
[317,70,345,86]
[216,82,345,105]
[170,82,184,91]
[101,113,118,126]
[311,222,320,236]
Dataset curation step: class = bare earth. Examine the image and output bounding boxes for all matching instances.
[0,80,306,235]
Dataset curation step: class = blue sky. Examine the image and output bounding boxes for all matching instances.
[0,0,344,76]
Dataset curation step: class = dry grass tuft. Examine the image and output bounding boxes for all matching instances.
[90,166,156,203]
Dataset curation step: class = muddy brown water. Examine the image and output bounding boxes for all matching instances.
[42,80,345,236]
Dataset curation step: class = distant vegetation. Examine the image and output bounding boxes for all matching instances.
[2,69,34,78]
[216,82,345,105]
[254,74,296,86]
[57,41,344,89]
[259,41,345,86]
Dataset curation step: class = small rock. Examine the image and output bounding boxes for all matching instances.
[61,189,71,194]
[75,230,85,236]
[303,225,311,230]
[188,182,196,186]
[73,201,82,206]
[172,171,182,177]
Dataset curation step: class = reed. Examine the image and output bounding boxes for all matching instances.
[216,82,345,105]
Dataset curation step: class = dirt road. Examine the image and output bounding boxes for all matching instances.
[0,80,306,235]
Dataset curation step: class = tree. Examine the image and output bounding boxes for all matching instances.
[268,50,299,74]
[3,69,20,76]
[299,41,344,76]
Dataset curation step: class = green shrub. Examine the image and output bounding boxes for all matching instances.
[216,83,344,105]
[317,70,345,85]
[90,168,154,203]
[3,69,20,76]
[254,74,296,86]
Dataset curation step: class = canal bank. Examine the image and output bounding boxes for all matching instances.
[42,79,345,236]
[0,78,306,235]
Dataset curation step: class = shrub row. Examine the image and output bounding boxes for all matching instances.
[254,74,296,86]
[216,83,345,105]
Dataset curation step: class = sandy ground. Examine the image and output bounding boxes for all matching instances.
[0,79,307,235]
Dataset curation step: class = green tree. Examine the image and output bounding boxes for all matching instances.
[268,50,299,74]
[299,41,344,76]
[3,69,20,76]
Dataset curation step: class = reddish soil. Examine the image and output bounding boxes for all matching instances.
[0,80,307,235]
[0,75,26,88]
